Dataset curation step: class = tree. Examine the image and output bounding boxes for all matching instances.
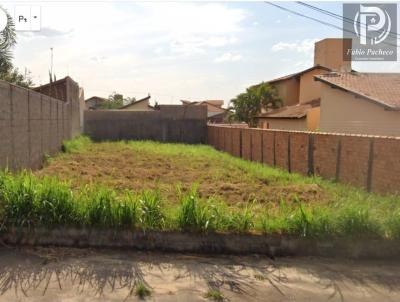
[0,7,34,88]
[231,82,281,127]
[1,67,33,88]
[99,92,124,109]
[0,7,16,74]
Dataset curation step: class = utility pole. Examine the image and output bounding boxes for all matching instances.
[50,47,53,80]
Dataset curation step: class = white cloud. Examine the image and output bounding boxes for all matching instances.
[5,2,248,102]
[271,39,318,54]
[214,52,243,63]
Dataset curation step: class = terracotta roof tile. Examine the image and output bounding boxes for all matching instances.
[315,72,400,109]
[256,104,312,119]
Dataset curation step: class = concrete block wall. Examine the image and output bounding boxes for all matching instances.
[207,125,400,196]
[84,105,207,144]
[0,77,81,171]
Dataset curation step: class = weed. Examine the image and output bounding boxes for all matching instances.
[135,282,151,299]
[254,274,266,281]
[139,190,164,229]
[177,187,216,232]
[224,206,254,232]
[62,136,91,153]
[205,289,224,301]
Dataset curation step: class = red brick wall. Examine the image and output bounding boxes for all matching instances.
[231,128,241,158]
[274,131,290,170]
[313,134,340,180]
[262,131,275,166]
[224,127,232,155]
[251,129,263,162]
[242,129,251,160]
[290,132,309,175]
[371,137,400,194]
[339,136,370,189]
[207,125,400,196]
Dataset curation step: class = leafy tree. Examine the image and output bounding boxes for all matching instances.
[0,7,16,74]
[99,92,137,109]
[0,7,33,88]
[1,67,33,88]
[231,82,281,127]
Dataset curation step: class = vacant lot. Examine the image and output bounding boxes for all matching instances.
[1,136,400,237]
[37,139,325,206]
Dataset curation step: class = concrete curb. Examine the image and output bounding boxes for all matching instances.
[2,227,400,260]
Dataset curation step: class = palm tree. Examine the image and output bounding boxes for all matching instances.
[0,7,16,74]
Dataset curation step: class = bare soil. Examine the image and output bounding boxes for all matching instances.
[36,142,325,206]
[0,247,399,302]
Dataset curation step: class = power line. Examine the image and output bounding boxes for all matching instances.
[264,1,398,48]
[296,1,400,39]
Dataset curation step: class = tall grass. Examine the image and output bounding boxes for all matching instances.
[177,186,217,232]
[0,170,398,238]
[62,136,91,153]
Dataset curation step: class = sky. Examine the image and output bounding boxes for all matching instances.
[3,1,400,106]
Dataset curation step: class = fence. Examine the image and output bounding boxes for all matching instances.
[207,125,400,195]
[84,105,207,144]
[0,77,81,170]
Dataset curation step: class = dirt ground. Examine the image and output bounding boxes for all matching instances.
[36,142,324,206]
[0,247,399,302]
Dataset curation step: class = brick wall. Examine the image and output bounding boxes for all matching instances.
[207,125,400,196]
[0,77,81,171]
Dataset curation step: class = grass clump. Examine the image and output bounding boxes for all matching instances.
[135,282,151,299]
[138,190,165,230]
[178,186,217,232]
[62,135,91,153]
[0,172,77,228]
[205,289,224,301]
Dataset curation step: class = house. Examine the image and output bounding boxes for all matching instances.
[256,38,352,130]
[315,72,400,137]
[119,95,154,111]
[85,96,107,110]
[181,100,229,123]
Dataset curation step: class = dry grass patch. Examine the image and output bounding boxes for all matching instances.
[37,141,325,207]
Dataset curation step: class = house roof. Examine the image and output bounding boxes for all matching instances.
[267,65,332,84]
[180,100,226,114]
[120,95,151,109]
[204,100,224,107]
[85,96,107,103]
[256,99,320,119]
[315,72,400,110]
[181,100,224,108]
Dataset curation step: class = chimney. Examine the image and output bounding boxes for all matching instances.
[314,38,352,72]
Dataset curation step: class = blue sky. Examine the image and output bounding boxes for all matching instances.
[5,1,400,105]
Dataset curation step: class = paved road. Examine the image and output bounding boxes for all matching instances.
[0,247,399,301]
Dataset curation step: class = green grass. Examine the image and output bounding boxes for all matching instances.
[135,282,151,299]
[62,135,91,153]
[205,289,224,301]
[1,136,400,239]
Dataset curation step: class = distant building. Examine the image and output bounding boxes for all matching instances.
[85,96,107,110]
[181,100,229,123]
[316,72,400,137]
[120,95,154,111]
[256,38,352,131]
